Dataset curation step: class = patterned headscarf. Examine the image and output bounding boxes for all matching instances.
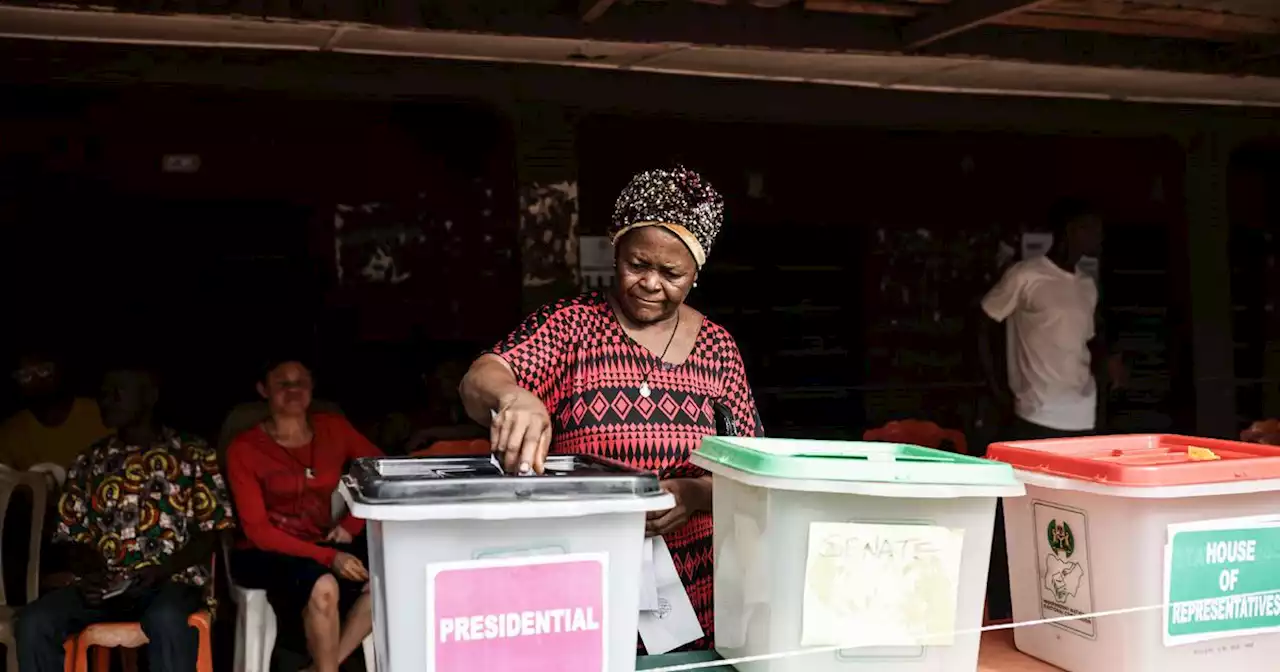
[610,165,724,268]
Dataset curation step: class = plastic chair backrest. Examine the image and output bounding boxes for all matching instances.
[216,400,346,455]
[218,534,236,589]
[331,487,348,520]
[863,420,968,455]
[0,470,48,607]
[411,439,491,457]
[28,462,67,490]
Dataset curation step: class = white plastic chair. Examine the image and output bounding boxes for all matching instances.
[0,470,50,672]
[28,462,68,491]
[225,537,278,672]
[227,490,375,672]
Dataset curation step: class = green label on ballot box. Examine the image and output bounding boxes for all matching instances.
[1165,522,1280,646]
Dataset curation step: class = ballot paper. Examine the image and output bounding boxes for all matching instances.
[487,409,531,475]
[639,538,660,611]
[638,537,704,654]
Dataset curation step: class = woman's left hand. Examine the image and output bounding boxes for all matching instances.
[646,478,711,538]
[326,526,353,544]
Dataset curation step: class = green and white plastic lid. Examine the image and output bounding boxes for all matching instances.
[692,436,1024,498]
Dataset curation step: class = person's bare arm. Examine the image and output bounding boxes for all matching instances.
[978,263,1025,413]
[459,354,523,426]
[977,310,1011,407]
[459,354,552,473]
[1091,307,1126,391]
[465,300,576,472]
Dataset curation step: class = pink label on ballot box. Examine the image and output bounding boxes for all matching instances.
[426,554,608,672]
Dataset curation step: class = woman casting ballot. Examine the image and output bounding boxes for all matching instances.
[459,165,763,652]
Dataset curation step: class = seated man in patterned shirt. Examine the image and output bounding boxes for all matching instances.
[16,363,236,672]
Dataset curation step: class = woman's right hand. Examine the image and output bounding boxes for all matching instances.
[331,552,369,582]
[491,389,552,474]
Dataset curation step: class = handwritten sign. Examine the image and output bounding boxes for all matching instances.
[426,554,608,672]
[801,522,964,648]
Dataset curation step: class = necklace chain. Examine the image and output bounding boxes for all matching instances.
[639,310,681,398]
[265,418,316,478]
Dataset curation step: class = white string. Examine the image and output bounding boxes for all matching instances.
[647,587,1280,672]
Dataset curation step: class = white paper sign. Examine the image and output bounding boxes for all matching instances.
[1021,231,1054,259]
[579,235,614,292]
[638,536,704,654]
[1075,255,1099,281]
[1033,501,1095,639]
[801,522,964,649]
[1163,515,1280,647]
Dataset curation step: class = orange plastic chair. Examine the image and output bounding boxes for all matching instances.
[52,640,75,669]
[863,420,968,455]
[63,556,217,672]
[411,438,491,457]
[66,611,212,672]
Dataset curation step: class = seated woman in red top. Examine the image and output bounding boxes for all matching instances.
[226,359,383,672]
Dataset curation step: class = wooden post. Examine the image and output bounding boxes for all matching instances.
[1185,130,1238,437]
[514,102,580,314]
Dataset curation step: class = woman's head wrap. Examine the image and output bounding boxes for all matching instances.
[610,165,724,268]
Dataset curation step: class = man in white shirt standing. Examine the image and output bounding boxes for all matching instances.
[979,198,1120,622]
[979,198,1118,440]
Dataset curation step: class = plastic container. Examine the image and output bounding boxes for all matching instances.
[987,434,1280,672]
[691,437,1025,672]
[340,454,674,672]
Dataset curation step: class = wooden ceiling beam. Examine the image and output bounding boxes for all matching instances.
[580,0,618,23]
[1226,37,1280,70]
[562,2,905,52]
[804,0,919,18]
[901,0,1057,49]
[1012,13,1242,41]
[1040,0,1280,36]
[10,0,1271,77]
[810,0,1279,40]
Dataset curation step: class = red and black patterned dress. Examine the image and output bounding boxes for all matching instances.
[490,291,763,652]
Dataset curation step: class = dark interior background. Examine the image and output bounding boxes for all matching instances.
[0,86,518,436]
[579,115,1192,441]
[1230,139,1280,429]
[0,84,1271,448]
